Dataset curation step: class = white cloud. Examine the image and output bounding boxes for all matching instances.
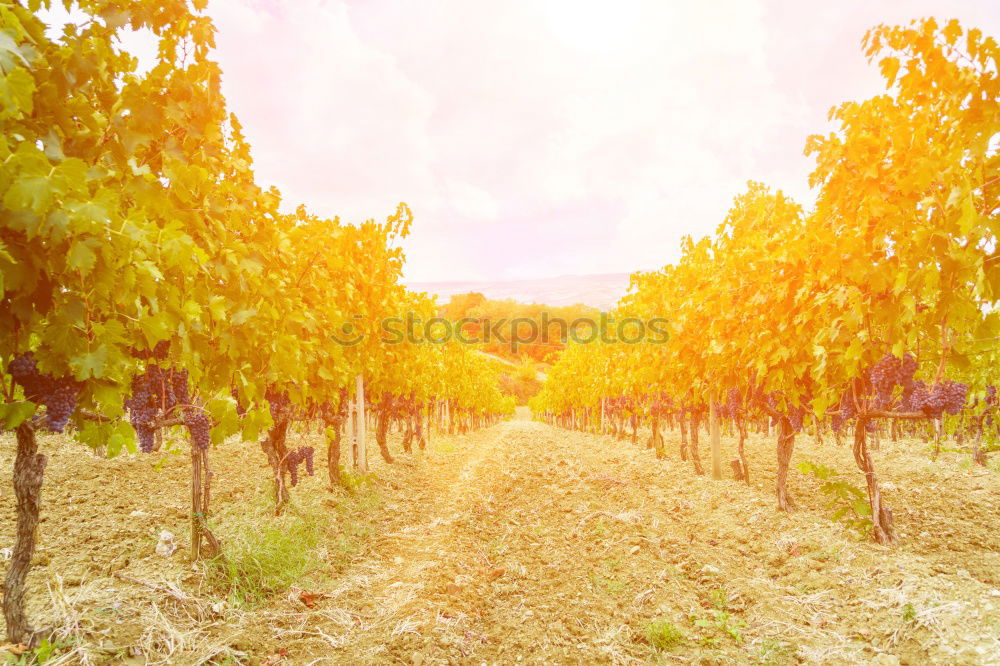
[204,0,1000,281]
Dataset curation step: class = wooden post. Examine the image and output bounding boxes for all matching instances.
[349,397,359,468]
[710,399,722,480]
[425,403,432,448]
[355,374,367,473]
[191,445,202,559]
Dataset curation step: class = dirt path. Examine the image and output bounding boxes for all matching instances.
[2,416,998,664]
[280,418,1000,665]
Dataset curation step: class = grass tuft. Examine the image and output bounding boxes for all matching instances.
[211,511,324,607]
[645,619,684,650]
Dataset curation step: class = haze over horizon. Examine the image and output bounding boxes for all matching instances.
[198,0,999,282]
[406,272,634,309]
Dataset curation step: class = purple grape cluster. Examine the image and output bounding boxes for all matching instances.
[831,353,919,432]
[905,380,968,417]
[867,353,918,408]
[286,446,316,487]
[727,388,741,416]
[789,405,807,432]
[303,446,314,476]
[171,370,191,404]
[8,353,82,432]
[900,380,926,413]
[284,446,315,487]
[831,390,859,434]
[184,409,211,451]
[124,365,192,452]
[868,352,918,391]
[716,388,742,420]
[266,389,291,422]
[231,386,247,417]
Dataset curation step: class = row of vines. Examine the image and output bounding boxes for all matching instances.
[0,0,513,644]
[532,19,998,545]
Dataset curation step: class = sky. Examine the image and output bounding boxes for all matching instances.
[198,0,1000,282]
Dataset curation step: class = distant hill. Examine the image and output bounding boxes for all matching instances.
[407,272,631,310]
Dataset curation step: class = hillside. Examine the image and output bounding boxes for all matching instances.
[407,273,632,310]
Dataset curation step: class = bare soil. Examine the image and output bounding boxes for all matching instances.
[1,413,998,664]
